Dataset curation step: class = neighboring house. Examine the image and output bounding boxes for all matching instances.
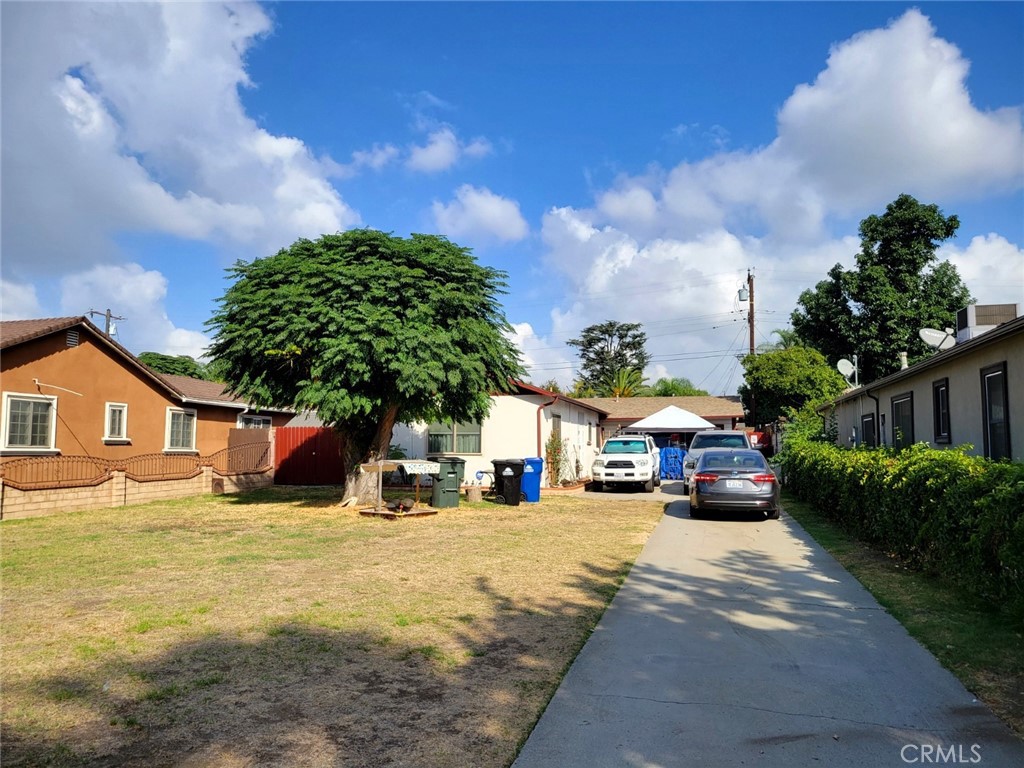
[0,316,292,462]
[390,381,609,486]
[576,395,746,445]
[822,311,1022,462]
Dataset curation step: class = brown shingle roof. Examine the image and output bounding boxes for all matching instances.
[576,395,744,420]
[0,317,86,348]
[2,316,290,412]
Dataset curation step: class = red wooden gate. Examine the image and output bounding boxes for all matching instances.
[274,427,346,486]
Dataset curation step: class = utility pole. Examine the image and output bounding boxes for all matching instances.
[746,269,755,356]
[87,308,125,337]
[738,270,757,428]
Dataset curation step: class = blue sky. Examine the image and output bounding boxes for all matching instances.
[3,1,1022,395]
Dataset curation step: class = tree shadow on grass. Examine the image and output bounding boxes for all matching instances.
[2,561,636,768]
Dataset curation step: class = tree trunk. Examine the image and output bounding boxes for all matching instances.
[341,404,401,505]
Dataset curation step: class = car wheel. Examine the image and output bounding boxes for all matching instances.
[767,508,780,520]
[682,482,689,494]
[689,504,701,519]
[643,477,654,493]
[654,474,662,487]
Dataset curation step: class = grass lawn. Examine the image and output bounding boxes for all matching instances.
[781,490,1024,736]
[1,488,663,767]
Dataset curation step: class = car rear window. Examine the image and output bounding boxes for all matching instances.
[691,434,747,449]
[700,451,766,470]
[602,440,648,454]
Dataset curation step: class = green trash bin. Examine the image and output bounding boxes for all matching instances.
[431,457,466,508]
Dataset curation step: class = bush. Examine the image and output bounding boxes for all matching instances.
[778,432,1024,614]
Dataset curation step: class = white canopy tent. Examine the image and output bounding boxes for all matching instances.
[625,405,716,432]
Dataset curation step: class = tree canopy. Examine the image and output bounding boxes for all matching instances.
[139,352,211,380]
[738,347,849,426]
[207,229,524,500]
[643,377,709,397]
[596,367,647,398]
[791,194,972,383]
[567,321,650,391]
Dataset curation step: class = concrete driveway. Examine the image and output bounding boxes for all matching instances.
[513,498,1024,767]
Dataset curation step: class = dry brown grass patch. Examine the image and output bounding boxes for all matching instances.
[1,488,663,767]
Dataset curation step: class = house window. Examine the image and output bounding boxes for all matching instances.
[860,413,877,448]
[2,392,58,451]
[104,402,129,442]
[587,421,593,445]
[891,393,914,450]
[981,362,1010,461]
[932,379,950,444]
[427,421,481,454]
[552,414,562,442]
[239,415,272,429]
[165,408,197,452]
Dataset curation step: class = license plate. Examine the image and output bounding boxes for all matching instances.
[726,480,743,489]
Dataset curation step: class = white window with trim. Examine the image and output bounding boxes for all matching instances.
[238,414,272,429]
[427,421,481,454]
[104,402,129,443]
[165,407,197,452]
[2,392,58,452]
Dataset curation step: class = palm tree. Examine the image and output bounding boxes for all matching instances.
[757,328,803,353]
[597,367,647,398]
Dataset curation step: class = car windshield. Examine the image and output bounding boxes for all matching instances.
[699,451,767,471]
[691,434,746,449]
[602,440,648,454]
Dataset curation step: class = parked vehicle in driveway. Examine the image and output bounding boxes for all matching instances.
[682,430,752,492]
[590,435,661,493]
[688,448,780,519]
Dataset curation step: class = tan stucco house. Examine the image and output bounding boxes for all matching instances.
[822,312,1022,462]
[0,316,292,462]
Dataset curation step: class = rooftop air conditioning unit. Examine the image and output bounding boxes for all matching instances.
[955,304,1021,343]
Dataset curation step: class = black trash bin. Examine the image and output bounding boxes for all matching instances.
[431,457,466,509]
[491,459,525,506]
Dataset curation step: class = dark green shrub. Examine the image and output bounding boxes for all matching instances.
[778,432,1024,614]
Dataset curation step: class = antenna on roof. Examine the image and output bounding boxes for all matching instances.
[919,327,955,352]
[837,354,859,387]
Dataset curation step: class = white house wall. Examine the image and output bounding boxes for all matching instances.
[389,395,604,488]
[830,330,1022,462]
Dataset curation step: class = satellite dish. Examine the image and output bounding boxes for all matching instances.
[837,359,855,378]
[919,328,955,351]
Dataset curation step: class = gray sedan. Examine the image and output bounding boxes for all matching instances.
[688,448,780,520]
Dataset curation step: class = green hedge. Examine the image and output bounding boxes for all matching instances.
[778,440,1024,612]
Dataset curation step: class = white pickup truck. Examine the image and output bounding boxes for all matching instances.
[591,435,661,493]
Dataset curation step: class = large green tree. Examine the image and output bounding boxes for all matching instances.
[738,347,849,425]
[791,194,972,383]
[643,377,709,397]
[567,321,650,390]
[207,230,524,502]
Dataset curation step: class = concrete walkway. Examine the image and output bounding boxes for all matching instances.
[513,500,1024,767]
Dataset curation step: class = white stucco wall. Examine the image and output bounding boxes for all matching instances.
[389,394,603,487]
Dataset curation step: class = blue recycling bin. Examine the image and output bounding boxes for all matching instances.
[522,457,544,502]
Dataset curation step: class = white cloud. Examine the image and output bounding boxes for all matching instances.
[775,8,1023,208]
[407,127,493,172]
[528,9,1023,395]
[432,185,529,243]
[939,234,1024,306]
[509,321,576,389]
[0,279,43,320]
[1,2,360,279]
[60,264,209,359]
